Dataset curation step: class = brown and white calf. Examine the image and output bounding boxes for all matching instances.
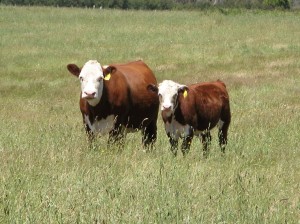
[67,60,159,148]
[148,80,231,156]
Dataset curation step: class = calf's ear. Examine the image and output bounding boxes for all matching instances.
[178,85,189,98]
[102,66,116,81]
[67,64,81,77]
[147,84,158,93]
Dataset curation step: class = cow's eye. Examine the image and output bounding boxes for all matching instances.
[97,77,103,82]
[79,77,83,82]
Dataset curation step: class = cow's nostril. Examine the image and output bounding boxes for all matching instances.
[163,105,171,110]
[84,91,96,97]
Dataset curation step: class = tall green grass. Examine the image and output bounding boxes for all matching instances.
[0,6,299,223]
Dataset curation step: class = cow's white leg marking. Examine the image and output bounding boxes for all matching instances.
[218,119,224,129]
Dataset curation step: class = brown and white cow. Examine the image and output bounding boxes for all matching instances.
[67,60,159,148]
[148,80,231,156]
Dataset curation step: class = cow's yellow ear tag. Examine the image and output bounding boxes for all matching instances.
[104,73,111,81]
[183,90,188,98]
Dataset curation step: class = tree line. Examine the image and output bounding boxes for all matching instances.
[0,0,292,10]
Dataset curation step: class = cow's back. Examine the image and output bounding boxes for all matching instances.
[109,60,159,128]
[191,80,229,103]
[179,81,229,131]
[113,61,157,88]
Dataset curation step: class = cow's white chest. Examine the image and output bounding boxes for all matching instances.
[165,118,191,140]
[84,115,115,135]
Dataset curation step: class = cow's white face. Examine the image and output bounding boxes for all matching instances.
[79,60,104,106]
[158,80,186,117]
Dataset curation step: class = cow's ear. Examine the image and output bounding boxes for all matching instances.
[67,64,81,77]
[178,85,189,98]
[102,66,116,81]
[147,84,158,93]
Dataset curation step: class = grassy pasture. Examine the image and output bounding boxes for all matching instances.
[0,6,300,223]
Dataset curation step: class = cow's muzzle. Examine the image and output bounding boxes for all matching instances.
[162,105,172,111]
[83,91,96,99]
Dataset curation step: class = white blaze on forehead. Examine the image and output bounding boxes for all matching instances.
[80,60,104,79]
[158,80,184,113]
[79,60,104,106]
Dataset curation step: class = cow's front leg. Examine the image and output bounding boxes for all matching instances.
[181,135,193,156]
[87,130,95,142]
[108,125,125,149]
[167,133,178,156]
[181,127,193,156]
[84,123,96,149]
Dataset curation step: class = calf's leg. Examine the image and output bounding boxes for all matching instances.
[218,120,230,153]
[201,131,211,158]
[219,101,231,153]
[168,133,178,156]
[181,135,193,156]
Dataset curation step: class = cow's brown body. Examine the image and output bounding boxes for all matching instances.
[68,60,159,147]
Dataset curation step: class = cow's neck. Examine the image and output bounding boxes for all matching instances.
[173,105,185,125]
[162,105,184,124]
[162,111,173,123]
[87,85,112,121]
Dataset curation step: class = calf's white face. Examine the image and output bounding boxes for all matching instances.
[79,60,104,106]
[158,80,186,117]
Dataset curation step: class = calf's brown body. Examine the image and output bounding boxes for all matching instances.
[154,80,231,156]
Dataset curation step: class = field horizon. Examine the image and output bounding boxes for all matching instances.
[0,6,299,223]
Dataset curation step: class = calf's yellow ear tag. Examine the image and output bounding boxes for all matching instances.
[183,90,188,98]
[104,73,111,81]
